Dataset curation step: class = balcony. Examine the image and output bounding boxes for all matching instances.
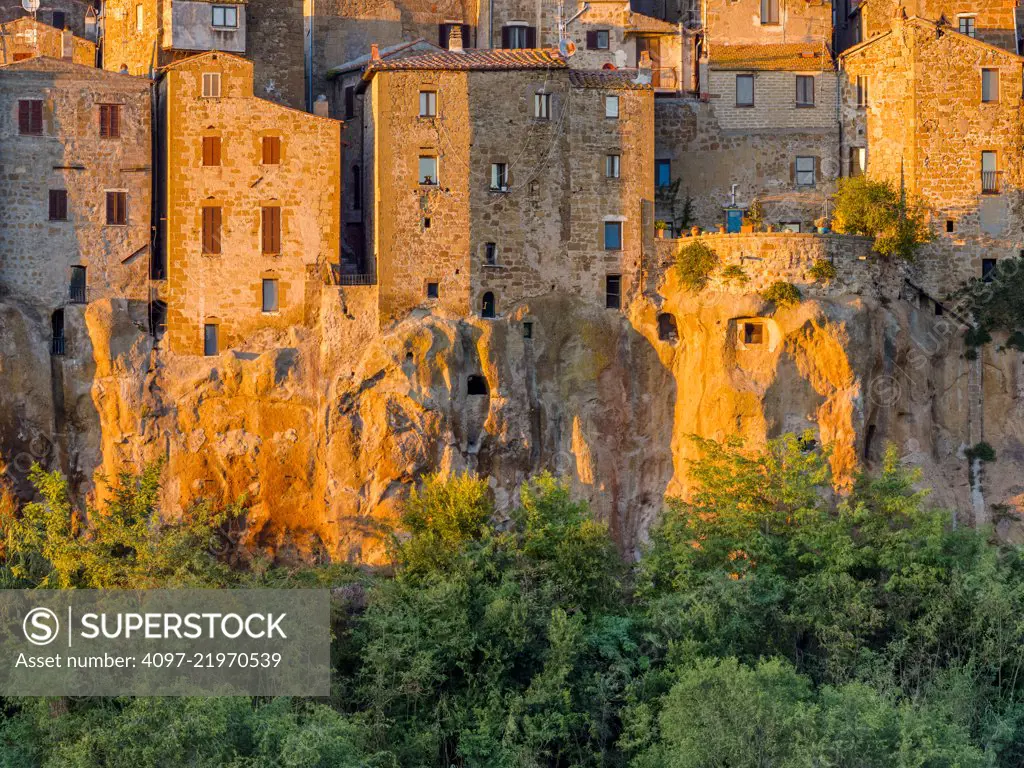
[982,170,1002,194]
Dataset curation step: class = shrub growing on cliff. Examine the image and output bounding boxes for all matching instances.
[761,280,802,307]
[809,258,837,282]
[831,176,932,261]
[721,264,749,284]
[954,256,1024,349]
[676,240,719,291]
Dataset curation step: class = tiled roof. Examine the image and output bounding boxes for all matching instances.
[363,48,566,78]
[326,39,442,79]
[709,42,834,71]
[0,55,137,80]
[568,69,653,90]
[625,13,678,35]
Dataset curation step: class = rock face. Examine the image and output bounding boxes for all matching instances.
[2,241,1023,562]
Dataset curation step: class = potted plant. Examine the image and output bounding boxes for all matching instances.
[654,220,669,239]
[690,225,701,237]
[765,224,775,233]
[747,200,765,231]
[740,216,755,234]
[718,224,727,234]
[815,216,829,234]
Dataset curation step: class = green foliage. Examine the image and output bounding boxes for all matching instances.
[808,258,838,282]
[654,220,668,231]
[675,240,718,292]
[746,200,765,230]
[955,257,1024,348]
[761,280,802,307]
[720,264,749,284]
[831,176,933,261]
[966,441,996,463]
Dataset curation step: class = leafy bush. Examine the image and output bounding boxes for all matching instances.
[966,441,996,463]
[761,280,802,307]
[831,176,933,261]
[955,257,1024,349]
[746,200,765,230]
[720,264,748,284]
[675,240,719,292]
[808,258,837,282]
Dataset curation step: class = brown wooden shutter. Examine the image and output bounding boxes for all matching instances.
[111,105,120,137]
[203,136,221,166]
[262,207,281,253]
[501,25,511,48]
[49,190,67,220]
[586,31,598,49]
[99,106,108,138]
[344,86,355,119]
[203,207,222,253]
[117,192,127,224]
[19,100,42,135]
[18,101,29,134]
[262,137,281,165]
[106,192,114,223]
[525,26,537,48]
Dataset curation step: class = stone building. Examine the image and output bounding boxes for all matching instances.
[361,46,654,326]
[0,16,96,65]
[155,51,341,355]
[101,0,304,107]
[840,13,1024,293]
[0,56,151,348]
[0,0,98,40]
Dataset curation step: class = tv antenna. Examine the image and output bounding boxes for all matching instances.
[556,0,589,58]
[22,0,40,14]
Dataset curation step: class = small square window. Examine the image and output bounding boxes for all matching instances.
[99,104,121,138]
[945,219,955,233]
[202,72,221,98]
[736,74,754,107]
[203,136,221,166]
[490,163,508,191]
[52,10,66,29]
[18,99,43,135]
[605,95,619,118]
[419,156,438,186]
[760,0,779,24]
[596,30,609,49]
[780,222,801,233]
[959,16,976,37]
[534,92,551,119]
[604,221,623,250]
[426,281,439,299]
[523,321,533,339]
[262,278,279,313]
[982,68,999,103]
[419,90,437,117]
[423,217,431,229]
[605,274,622,309]
[848,146,865,177]
[106,191,127,225]
[744,322,764,345]
[212,5,238,28]
[795,156,816,187]
[605,154,620,178]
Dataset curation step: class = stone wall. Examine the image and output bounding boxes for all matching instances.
[0,0,96,39]
[858,0,1017,53]
[245,0,305,108]
[707,69,837,130]
[0,59,152,312]
[0,18,96,66]
[703,0,831,44]
[160,52,341,355]
[101,0,161,75]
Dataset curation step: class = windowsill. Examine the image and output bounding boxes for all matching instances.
[735,104,755,108]
[105,223,128,228]
[211,26,238,30]
[604,248,623,252]
[419,183,439,189]
[482,263,506,269]
[262,310,280,316]
[263,252,282,257]
[760,21,780,25]
[489,188,509,194]
[795,103,815,108]
[49,219,69,224]
[605,177,622,182]
[417,115,437,120]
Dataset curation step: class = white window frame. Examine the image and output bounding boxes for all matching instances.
[211,5,238,28]
[982,68,999,103]
[507,23,529,49]
[135,4,144,32]
[418,155,438,186]
[958,14,976,37]
[795,156,816,187]
[202,72,222,98]
[419,90,437,117]
[490,162,509,191]
[534,92,551,119]
[261,278,279,313]
[605,94,619,118]
[605,154,620,178]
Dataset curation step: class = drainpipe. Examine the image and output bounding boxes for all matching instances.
[488,0,493,47]
[307,0,315,111]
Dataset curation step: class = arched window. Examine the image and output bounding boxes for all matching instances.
[481,291,496,318]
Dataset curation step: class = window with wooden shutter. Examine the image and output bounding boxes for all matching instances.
[262,207,281,254]
[99,104,121,138]
[49,190,68,221]
[18,100,43,135]
[262,136,281,165]
[202,136,221,166]
[105,191,127,225]
[202,206,222,253]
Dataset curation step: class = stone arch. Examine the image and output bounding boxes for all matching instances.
[481,291,496,319]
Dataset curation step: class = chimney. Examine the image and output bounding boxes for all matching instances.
[370,44,380,61]
[448,24,463,52]
[62,29,73,61]
[313,94,329,117]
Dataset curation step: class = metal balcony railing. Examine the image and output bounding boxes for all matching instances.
[51,336,66,356]
[982,170,1002,194]
[69,284,87,304]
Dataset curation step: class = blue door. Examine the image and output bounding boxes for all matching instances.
[726,209,743,233]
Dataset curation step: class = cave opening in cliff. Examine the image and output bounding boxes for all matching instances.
[743,321,765,345]
[657,313,678,343]
[467,375,489,396]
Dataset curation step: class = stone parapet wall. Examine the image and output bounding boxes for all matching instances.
[650,231,902,299]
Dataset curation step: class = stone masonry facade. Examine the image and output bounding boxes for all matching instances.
[0,17,96,66]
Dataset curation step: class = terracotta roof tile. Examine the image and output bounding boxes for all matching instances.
[363,48,566,78]
[568,69,653,89]
[625,13,678,35]
[709,42,834,71]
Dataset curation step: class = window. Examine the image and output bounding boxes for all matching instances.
[490,163,508,191]
[856,75,868,107]
[736,74,754,106]
[423,217,431,229]
[202,72,221,98]
[795,75,814,107]
[52,10,66,29]
[419,156,438,185]
[484,242,497,265]
[534,92,551,119]
[51,309,65,356]
[502,24,534,49]
[202,136,221,166]
[743,322,764,345]
[481,292,496,318]
[945,219,955,233]
[605,95,619,118]
[262,207,281,254]
[604,221,622,250]
[656,159,671,187]
[586,30,610,49]
[959,15,976,37]
[982,68,999,103]
[605,274,621,309]
[982,258,998,282]
[262,279,279,313]
[48,190,68,221]
[523,321,533,339]
[344,86,355,119]
[105,191,127,225]
[202,206,222,254]
[426,281,439,299]
[760,0,779,24]
[17,99,42,135]
[982,151,998,193]
[848,146,866,177]
[262,136,281,165]
[780,222,801,233]
[98,104,121,138]
[212,5,238,28]
[70,266,87,304]
[605,154,620,178]
[352,165,362,210]
[419,90,437,117]
[136,4,144,32]
[203,323,219,356]
[795,156,815,187]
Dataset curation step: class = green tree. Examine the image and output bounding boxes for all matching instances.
[831,176,932,261]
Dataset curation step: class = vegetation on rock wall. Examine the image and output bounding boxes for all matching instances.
[761,280,803,307]
[675,240,718,292]
[831,177,932,261]
[955,256,1024,350]
[3,437,1024,766]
